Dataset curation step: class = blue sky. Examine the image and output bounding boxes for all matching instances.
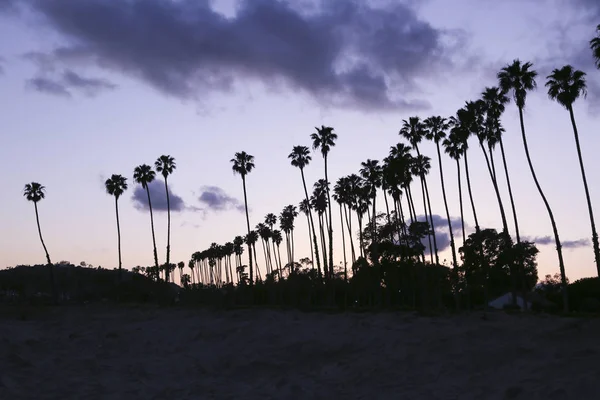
[1,0,599,281]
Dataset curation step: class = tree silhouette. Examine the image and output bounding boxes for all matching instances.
[546,65,599,277]
[498,59,569,312]
[155,155,176,282]
[104,174,128,282]
[133,164,160,281]
[289,145,322,277]
[311,126,337,278]
[231,151,255,284]
[591,25,600,68]
[23,182,56,301]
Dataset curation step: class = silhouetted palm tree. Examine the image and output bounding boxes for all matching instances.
[442,134,467,245]
[546,65,600,277]
[499,59,568,311]
[23,182,56,300]
[333,180,348,280]
[133,164,160,280]
[231,151,255,284]
[178,261,184,284]
[105,174,128,281]
[591,25,600,68]
[360,159,383,263]
[424,117,459,284]
[155,155,176,282]
[289,145,321,277]
[311,180,330,275]
[482,87,520,242]
[311,126,337,278]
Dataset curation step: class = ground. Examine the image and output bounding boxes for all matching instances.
[0,305,598,399]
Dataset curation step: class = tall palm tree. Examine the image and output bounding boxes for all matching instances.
[411,155,437,263]
[498,59,568,311]
[133,164,160,280]
[442,133,467,246]
[359,159,383,263]
[400,118,439,263]
[105,174,128,282]
[155,155,176,282]
[311,126,337,278]
[231,151,255,284]
[591,25,600,68]
[482,87,521,242]
[546,65,600,276]
[23,182,56,300]
[333,180,349,280]
[299,199,315,269]
[311,180,330,276]
[289,145,321,276]
[424,117,459,286]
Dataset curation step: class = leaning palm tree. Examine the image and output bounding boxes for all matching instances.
[133,164,160,280]
[155,155,176,282]
[424,117,459,287]
[105,174,128,282]
[443,133,467,246]
[311,126,337,278]
[546,65,600,277]
[498,59,568,311]
[289,145,322,277]
[591,25,600,68]
[359,159,383,263]
[23,182,56,300]
[231,151,255,284]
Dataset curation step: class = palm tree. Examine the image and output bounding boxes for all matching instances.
[411,155,438,263]
[155,155,176,282]
[333,180,349,280]
[442,133,467,246]
[299,199,315,269]
[498,59,568,311]
[105,174,128,282]
[546,65,600,276]
[23,182,56,299]
[591,25,600,68]
[265,213,279,271]
[311,180,330,276]
[482,87,521,242]
[133,164,160,280]
[424,117,459,289]
[177,261,184,284]
[359,159,383,263]
[289,145,322,277]
[311,126,337,278]
[231,151,255,284]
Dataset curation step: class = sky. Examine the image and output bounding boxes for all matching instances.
[1,0,600,282]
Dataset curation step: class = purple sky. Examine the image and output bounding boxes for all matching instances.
[1,0,600,281]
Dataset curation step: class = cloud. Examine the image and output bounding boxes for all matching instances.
[416,214,466,254]
[197,186,245,213]
[27,76,71,97]
[132,179,185,212]
[5,0,464,111]
[23,58,117,98]
[523,235,591,249]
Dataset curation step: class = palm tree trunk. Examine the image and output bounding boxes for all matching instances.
[456,159,466,245]
[499,137,521,242]
[305,213,315,269]
[115,197,123,283]
[435,143,459,307]
[145,187,160,281]
[343,204,356,264]
[164,177,171,283]
[569,106,600,276]
[324,156,334,278]
[271,239,279,273]
[339,203,348,281]
[300,168,322,277]
[34,202,56,301]
[241,175,253,285]
[291,228,295,267]
[357,214,364,260]
[518,107,568,312]
[319,214,328,278]
[406,185,418,224]
[420,178,434,264]
[276,245,283,277]
[479,142,509,234]
[463,151,480,231]
[423,178,439,265]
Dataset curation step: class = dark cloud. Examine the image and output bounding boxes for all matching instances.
[523,235,590,249]
[132,179,185,213]
[62,69,116,95]
[197,186,245,213]
[5,0,463,111]
[417,214,466,254]
[0,57,4,75]
[27,76,71,97]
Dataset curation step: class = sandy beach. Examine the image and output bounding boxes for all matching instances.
[1,306,599,399]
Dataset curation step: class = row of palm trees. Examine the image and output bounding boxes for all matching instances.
[23,27,600,305]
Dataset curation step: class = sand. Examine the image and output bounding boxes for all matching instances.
[1,306,599,399]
